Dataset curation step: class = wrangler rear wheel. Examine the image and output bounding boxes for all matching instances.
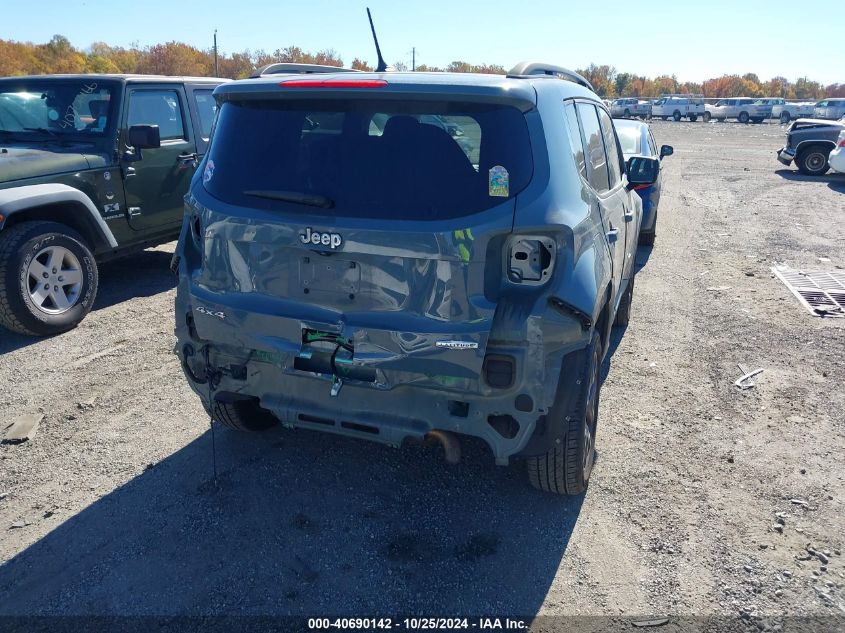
[527,331,602,495]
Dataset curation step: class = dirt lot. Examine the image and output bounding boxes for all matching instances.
[1,121,844,630]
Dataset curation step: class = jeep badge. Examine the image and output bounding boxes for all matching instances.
[300,227,342,249]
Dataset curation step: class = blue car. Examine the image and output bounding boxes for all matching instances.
[613,118,673,245]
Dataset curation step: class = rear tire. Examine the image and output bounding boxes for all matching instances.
[673,111,682,121]
[211,397,278,432]
[526,331,603,495]
[614,272,636,327]
[780,111,791,124]
[796,145,831,176]
[0,221,98,336]
[738,112,750,123]
[639,226,656,246]
[623,108,631,118]
[703,111,712,122]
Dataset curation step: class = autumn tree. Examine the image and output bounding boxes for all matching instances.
[0,35,839,100]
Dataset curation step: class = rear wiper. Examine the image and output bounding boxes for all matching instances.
[244,190,334,209]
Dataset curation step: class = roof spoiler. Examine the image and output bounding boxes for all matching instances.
[507,62,594,93]
[249,63,362,79]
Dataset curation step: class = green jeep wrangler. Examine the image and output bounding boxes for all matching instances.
[0,74,225,336]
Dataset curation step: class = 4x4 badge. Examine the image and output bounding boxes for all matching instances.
[300,227,342,249]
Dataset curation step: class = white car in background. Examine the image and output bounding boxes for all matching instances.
[813,99,845,120]
[756,98,816,123]
[652,95,704,121]
[610,98,651,118]
[703,98,772,123]
[829,129,845,174]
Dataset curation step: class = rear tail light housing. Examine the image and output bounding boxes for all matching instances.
[506,235,556,285]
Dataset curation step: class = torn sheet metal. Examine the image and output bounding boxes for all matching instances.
[772,265,845,318]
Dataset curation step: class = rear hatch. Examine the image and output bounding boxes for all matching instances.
[188,77,537,391]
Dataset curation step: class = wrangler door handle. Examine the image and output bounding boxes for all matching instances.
[623,209,634,221]
[607,227,619,243]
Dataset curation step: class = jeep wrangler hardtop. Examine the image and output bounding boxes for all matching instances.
[0,73,225,336]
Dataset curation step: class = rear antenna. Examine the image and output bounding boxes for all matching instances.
[367,7,388,72]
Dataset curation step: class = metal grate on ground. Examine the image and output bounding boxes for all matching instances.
[772,265,845,318]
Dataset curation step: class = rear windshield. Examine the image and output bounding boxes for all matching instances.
[203,98,533,220]
[615,127,641,156]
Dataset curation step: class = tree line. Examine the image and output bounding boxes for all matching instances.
[1,36,842,100]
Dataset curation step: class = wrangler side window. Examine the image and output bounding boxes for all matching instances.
[128,89,185,141]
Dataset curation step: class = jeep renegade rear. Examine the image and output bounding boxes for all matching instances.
[173,64,657,494]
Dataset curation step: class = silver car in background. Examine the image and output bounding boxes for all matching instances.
[703,98,772,123]
[610,98,651,118]
[813,99,845,120]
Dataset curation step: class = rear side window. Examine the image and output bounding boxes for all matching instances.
[576,103,609,193]
[203,98,533,220]
[193,90,217,139]
[597,108,623,188]
[563,102,587,179]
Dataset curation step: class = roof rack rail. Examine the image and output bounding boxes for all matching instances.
[506,62,594,92]
[249,63,361,79]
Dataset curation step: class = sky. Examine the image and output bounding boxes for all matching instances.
[2,0,843,84]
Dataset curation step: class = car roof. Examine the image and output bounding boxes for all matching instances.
[0,74,228,84]
[612,118,649,133]
[216,70,599,108]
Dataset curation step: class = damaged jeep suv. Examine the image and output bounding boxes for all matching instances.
[173,63,659,494]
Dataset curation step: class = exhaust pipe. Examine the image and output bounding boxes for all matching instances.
[425,430,461,465]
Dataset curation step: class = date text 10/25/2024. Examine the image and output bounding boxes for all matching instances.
[308,617,529,630]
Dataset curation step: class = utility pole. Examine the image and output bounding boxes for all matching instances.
[412,47,415,72]
[213,29,219,77]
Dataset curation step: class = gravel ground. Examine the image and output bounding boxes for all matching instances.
[0,121,844,630]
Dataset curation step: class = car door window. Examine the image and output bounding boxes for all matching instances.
[563,102,587,180]
[576,102,609,193]
[128,89,185,141]
[193,90,217,140]
[597,108,623,189]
